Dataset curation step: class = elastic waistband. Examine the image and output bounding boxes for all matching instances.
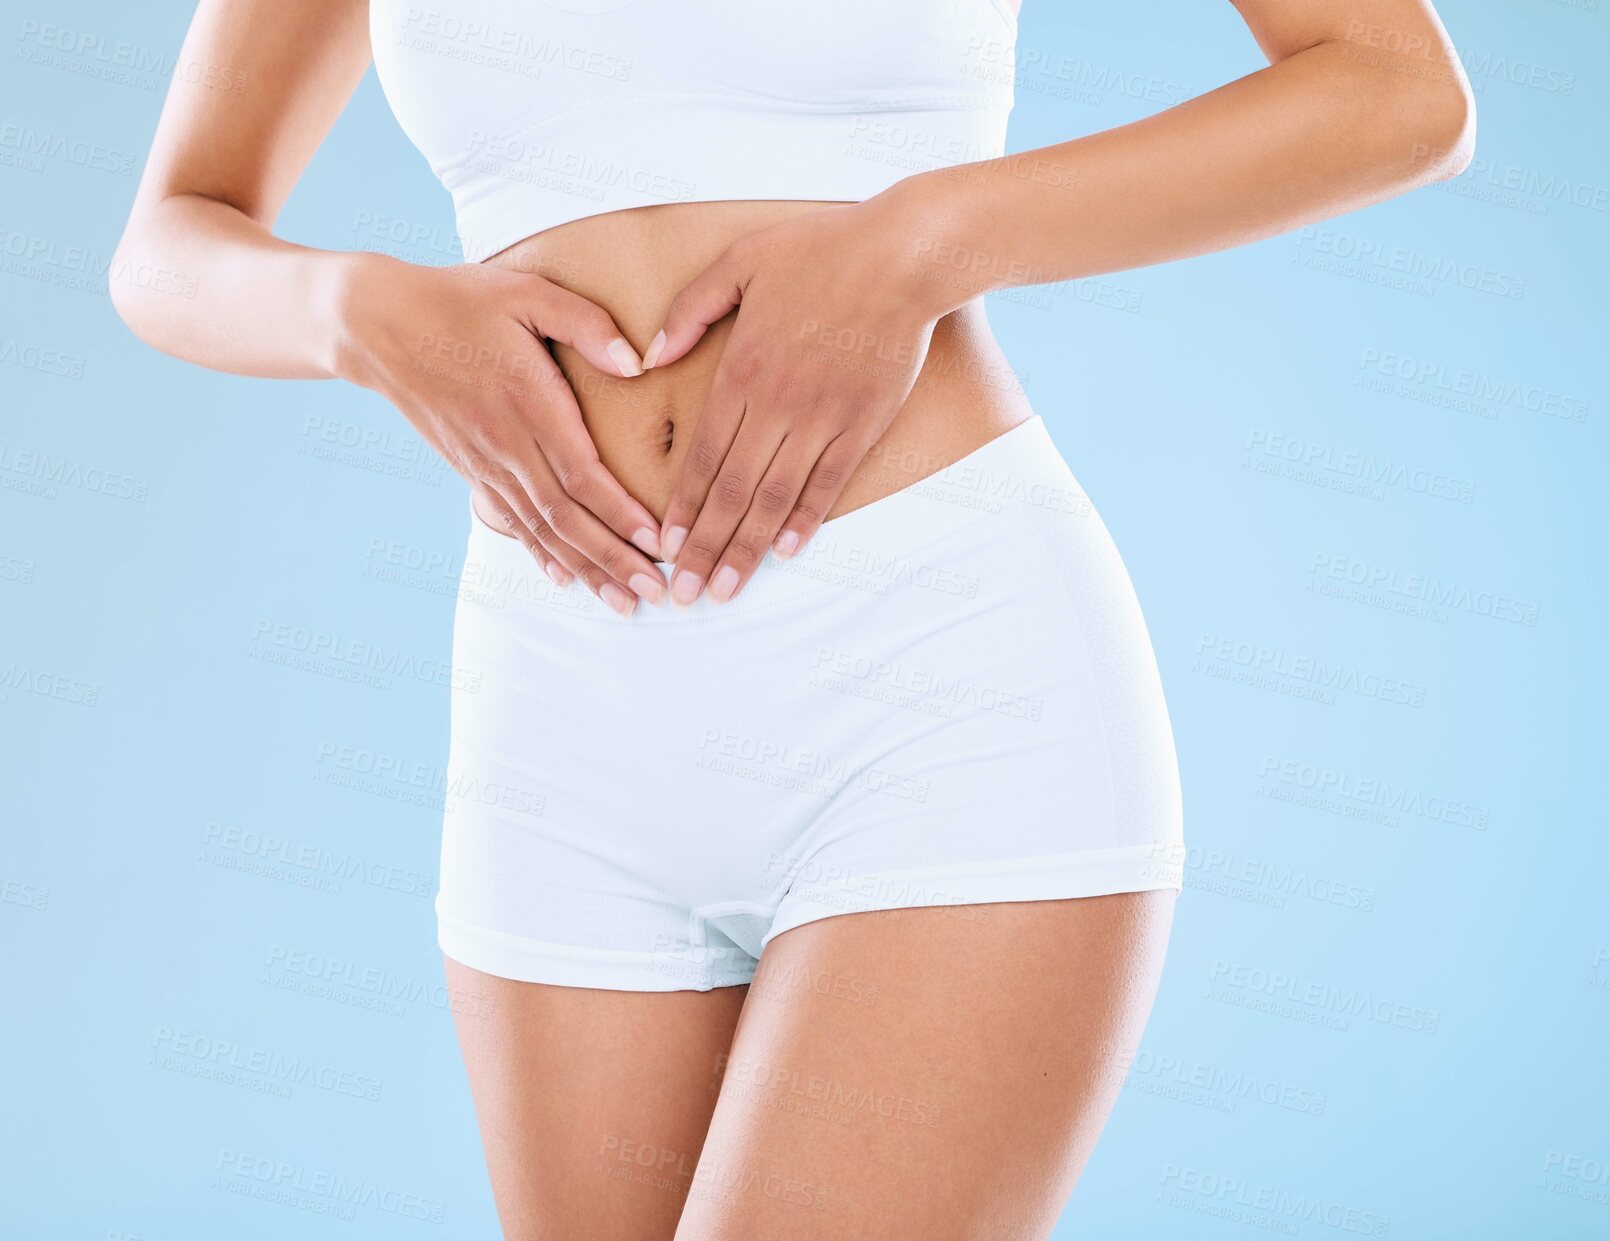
[462,414,1082,624]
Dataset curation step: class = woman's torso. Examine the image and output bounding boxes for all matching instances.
[361,0,1031,533]
[471,199,1033,531]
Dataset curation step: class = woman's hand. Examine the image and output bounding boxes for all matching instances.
[643,196,947,606]
[335,253,666,614]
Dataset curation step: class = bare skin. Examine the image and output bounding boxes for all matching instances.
[110,0,1473,611]
[447,892,1174,1241]
[443,962,748,1240]
[108,0,1474,1234]
[467,199,1029,549]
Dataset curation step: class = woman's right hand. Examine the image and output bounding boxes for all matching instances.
[334,252,667,614]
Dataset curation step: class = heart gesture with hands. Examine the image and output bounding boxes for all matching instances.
[642,197,950,606]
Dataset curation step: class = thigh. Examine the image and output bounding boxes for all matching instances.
[673,892,1175,1241]
[444,955,747,1241]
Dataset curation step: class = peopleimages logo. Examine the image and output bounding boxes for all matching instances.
[201,821,435,897]
[1356,347,1592,423]
[396,7,633,80]
[1420,146,1610,215]
[1209,960,1441,1034]
[0,336,85,378]
[151,1026,385,1102]
[1309,553,1542,626]
[1193,634,1428,707]
[14,20,174,73]
[1258,757,1490,830]
[213,1149,446,1222]
[1159,1164,1390,1236]
[1244,429,1477,503]
[696,728,931,804]
[1293,226,1527,300]
[246,618,482,692]
[1120,1047,1329,1117]
[0,440,148,499]
[1542,1149,1610,1205]
[0,122,135,174]
[1157,841,1378,911]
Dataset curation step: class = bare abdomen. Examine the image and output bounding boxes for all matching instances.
[472,199,1031,530]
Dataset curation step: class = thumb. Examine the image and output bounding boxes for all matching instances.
[526,281,645,379]
[643,244,750,370]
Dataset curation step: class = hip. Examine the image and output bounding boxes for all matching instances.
[450,415,1183,863]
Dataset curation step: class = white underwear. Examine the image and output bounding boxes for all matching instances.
[438,416,1183,990]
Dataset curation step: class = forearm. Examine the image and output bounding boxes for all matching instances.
[886,35,1475,311]
[109,191,378,382]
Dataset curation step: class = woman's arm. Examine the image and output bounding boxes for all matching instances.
[875,0,1476,309]
[111,0,668,612]
[108,0,373,378]
[644,0,1474,604]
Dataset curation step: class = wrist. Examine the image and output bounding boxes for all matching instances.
[867,171,993,320]
[322,249,405,389]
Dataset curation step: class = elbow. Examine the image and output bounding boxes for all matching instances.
[107,226,142,335]
[1330,31,1478,188]
[107,221,162,349]
[1416,75,1476,181]
[107,251,136,332]
[1387,53,1476,185]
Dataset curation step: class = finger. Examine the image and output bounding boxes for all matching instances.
[525,280,644,379]
[514,493,641,619]
[521,353,664,559]
[643,244,748,371]
[541,533,635,616]
[658,371,747,565]
[476,485,574,588]
[667,420,784,608]
[488,452,646,613]
[771,429,870,561]
[511,449,666,611]
[705,432,827,603]
[486,480,604,595]
[548,451,665,562]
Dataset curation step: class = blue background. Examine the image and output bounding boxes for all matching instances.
[3,1,1606,1237]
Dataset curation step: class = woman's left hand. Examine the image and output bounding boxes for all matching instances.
[644,195,944,606]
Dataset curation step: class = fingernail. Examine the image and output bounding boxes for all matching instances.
[544,562,571,587]
[662,525,688,562]
[606,337,643,378]
[628,572,666,605]
[708,565,740,603]
[642,329,666,370]
[670,570,703,607]
[599,582,636,617]
[631,526,662,558]
[773,530,800,559]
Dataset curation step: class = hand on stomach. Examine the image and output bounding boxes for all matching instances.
[471,198,1032,603]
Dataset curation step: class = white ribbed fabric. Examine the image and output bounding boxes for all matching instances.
[438,418,1184,991]
[369,0,1018,259]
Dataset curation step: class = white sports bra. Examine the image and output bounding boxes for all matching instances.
[369,0,1019,262]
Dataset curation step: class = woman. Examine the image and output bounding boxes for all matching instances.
[111,0,1473,1236]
